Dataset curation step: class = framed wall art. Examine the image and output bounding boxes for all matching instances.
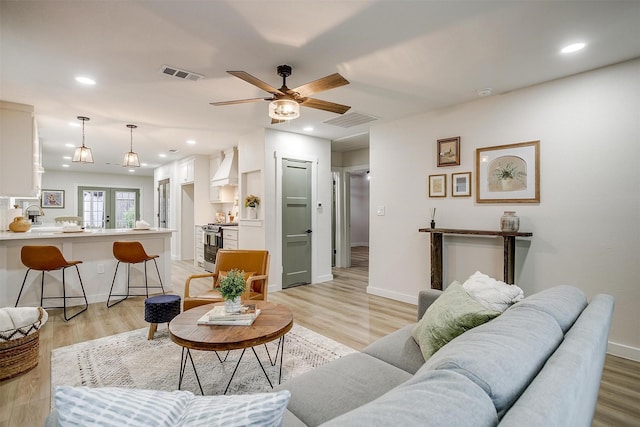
[475,140,540,203]
[41,190,65,208]
[437,136,460,167]
[428,174,446,197]
[451,172,471,197]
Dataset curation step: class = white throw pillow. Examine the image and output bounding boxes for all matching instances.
[461,271,524,312]
[54,386,291,427]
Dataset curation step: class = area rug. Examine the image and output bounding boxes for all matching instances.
[51,323,356,399]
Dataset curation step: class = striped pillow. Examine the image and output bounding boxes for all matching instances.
[54,386,291,427]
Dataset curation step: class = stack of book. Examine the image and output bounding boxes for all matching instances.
[197,304,261,326]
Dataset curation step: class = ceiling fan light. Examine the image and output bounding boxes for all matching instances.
[269,99,300,120]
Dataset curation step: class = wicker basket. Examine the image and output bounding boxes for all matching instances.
[0,308,43,381]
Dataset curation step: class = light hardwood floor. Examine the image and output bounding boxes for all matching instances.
[1,246,638,426]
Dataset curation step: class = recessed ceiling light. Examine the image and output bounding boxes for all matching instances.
[69,122,80,127]
[477,88,492,97]
[75,76,96,85]
[561,42,586,54]
[141,163,148,167]
[303,126,314,132]
[159,153,167,158]
[65,143,75,148]
[128,169,135,173]
[62,164,70,168]
[63,156,71,160]
[186,140,196,145]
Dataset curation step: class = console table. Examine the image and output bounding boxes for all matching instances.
[418,228,533,290]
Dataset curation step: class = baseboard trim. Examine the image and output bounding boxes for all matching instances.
[366,286,416,305]
[315,274,333,283]
[607,342,640,362]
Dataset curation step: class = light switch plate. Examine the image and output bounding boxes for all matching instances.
[376,206,385,216]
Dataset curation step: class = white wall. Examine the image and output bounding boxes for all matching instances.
[41,170,154,224]
[369,59,640,361]
[350,174,369,246]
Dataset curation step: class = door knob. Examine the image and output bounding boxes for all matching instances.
[305,229,312,234]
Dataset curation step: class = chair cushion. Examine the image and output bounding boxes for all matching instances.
[412,281,501,360]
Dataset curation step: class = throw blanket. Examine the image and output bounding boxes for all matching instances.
[0,307,48,340]
[462,271,524,312]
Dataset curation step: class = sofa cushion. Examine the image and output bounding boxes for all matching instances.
[412,281,501,360]
[362,324,424,374]
[320,369,498,427]
[54,386,290,427]
[508,285,587,333]
[499,294,615,427]
[421,305,564,417]
[275,352,412,426]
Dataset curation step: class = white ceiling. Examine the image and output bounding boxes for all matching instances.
[2,1,639,177]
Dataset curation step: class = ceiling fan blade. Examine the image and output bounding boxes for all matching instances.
[292,73,349,98]
[228,71,284,95]
[210,98,272,106]
[301,98,351,114]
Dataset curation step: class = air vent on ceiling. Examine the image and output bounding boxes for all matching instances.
[160,65,204,81]
[323,112,378,128]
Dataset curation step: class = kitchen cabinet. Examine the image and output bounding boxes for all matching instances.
[222,228,238,249]
[0,101,42,197]
[178,159,195,184]
[194,225,204,268]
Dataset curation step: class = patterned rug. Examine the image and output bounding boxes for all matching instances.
[51,323,355,399]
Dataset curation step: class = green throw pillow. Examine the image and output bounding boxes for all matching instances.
[412,281,501,361]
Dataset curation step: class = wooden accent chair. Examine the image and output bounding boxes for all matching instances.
[183,249,270,311]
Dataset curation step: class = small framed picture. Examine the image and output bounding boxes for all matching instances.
[428,174,446,197]
[452,172,472,197]
[42,190,65,208]
[437,136,460,167]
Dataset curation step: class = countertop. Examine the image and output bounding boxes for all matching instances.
[0,227,175,241]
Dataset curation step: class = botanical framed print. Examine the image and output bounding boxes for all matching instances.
[42,190,65,208]
[452,172,471,197]
[428,174,446,197]
[437,136,460,167]
[475,140,540,203]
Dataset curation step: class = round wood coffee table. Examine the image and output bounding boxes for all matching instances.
[169,301,293,394]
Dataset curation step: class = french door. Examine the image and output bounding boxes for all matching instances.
[78,187,140,229]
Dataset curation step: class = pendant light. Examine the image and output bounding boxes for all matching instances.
[72,116,94,163]
[122,124,140,167]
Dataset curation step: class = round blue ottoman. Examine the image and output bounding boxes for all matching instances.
[144,294,181,340]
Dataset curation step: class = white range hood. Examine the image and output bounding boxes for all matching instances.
[211,147,238,187]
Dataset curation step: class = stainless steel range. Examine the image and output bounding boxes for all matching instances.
[202,223,238,272]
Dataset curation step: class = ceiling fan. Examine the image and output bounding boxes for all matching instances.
[210,65,350,124]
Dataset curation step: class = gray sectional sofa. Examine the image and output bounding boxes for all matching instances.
[276,285,614,427]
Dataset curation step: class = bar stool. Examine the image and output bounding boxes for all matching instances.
[107,241,165,308]
[15,246,88,321]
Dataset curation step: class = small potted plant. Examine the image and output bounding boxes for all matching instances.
[494,162,526,191]
[219,269,247,313]
[244,194,260,219]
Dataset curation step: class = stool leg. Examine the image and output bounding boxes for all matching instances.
[15,269,32,307]
[41,270,46,307]
[63,265,89,321]
[107,261,124,308]
[148,323,158,340]
[152,258,166,295]
[143,260,149,298]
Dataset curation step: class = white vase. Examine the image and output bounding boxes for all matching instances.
[248,206,257,219]
[224,296,242,313]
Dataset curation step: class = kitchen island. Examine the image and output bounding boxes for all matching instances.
[0,228,174,308]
